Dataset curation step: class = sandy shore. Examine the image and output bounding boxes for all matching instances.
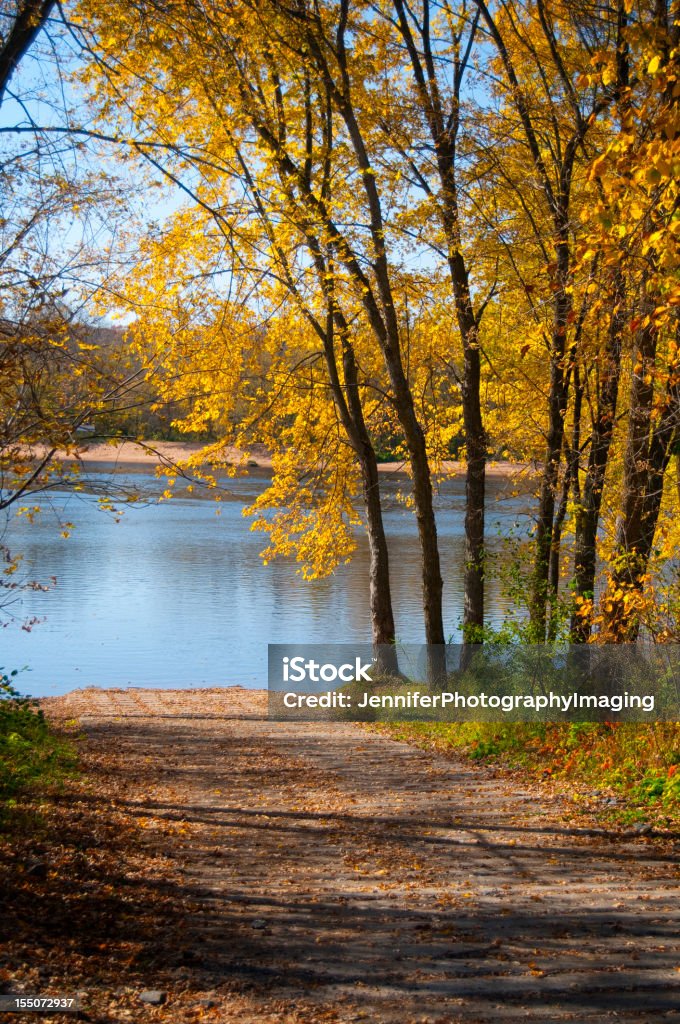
[41,439,535,479]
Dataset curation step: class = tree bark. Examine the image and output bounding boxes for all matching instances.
[603,315,680,640]
[548,365,583,639]
[326,308,400,675]
[570,271,624,641]
[530,230,572,638]
[457,267,486,642]
[0,0,55,102]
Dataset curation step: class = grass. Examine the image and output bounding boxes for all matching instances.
[373,720,680,826]
[0,669,78,825]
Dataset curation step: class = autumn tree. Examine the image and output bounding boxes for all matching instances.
[362,0,489,650]
[468,0,630,638]
[254,0,448,658]
[75,0,467,675]
[589,1,680,640]
[112,199,405,672]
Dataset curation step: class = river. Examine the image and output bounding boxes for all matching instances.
[0,465,532,695]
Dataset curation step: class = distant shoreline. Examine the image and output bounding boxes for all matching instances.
[36,440,536,479]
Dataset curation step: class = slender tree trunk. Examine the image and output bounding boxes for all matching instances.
[571,270,624,641]
[379,336,447,680]
[390,368,446,650]
[390,0,486,652]
[448,251,486,644]
[530,232,572,639]
[548,366,583,640]
[319,299,400,674]
[373,361,446,680]
[615,312,658,567]
[464,429,485,637]
[332,83,447,664]
[359,449,398,664]
[248,73,401,675]
[474,0,588,641]
[570,3,629,641]
[335,318,399,675]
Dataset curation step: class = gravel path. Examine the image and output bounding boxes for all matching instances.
[44,687,680,1023]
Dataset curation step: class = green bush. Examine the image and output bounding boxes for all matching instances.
[0,670,76,816]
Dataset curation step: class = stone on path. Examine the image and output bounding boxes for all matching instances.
[138,990,166,1005]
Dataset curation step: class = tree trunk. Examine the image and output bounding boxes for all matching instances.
[337,322,399,675]
[530,232,572,639]
[381,348,447,680]
[392,379,447,682]
[602,314,679,640]
[571,270,624,641]
[390,0,486,647]
[571,1,629,641]
[448,252,486,645]
[0,0,55,102]
[331,81,447,667]
[548,365,583,640]
[320,301,400,674]
[359,449,399,675]
[396,381,446,650]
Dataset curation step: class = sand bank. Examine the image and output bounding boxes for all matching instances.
[42,440,535,479]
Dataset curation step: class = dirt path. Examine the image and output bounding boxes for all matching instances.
[38,687,680,1023]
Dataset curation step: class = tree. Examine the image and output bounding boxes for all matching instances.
[378,0,489,650]
[111,201,404,671]
[590,2,680,640]
[76,0,461,675]
[471,0,626,638]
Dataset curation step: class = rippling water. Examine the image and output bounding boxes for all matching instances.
[0,467,532,695]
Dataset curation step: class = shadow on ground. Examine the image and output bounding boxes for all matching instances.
[2,695,678,1023]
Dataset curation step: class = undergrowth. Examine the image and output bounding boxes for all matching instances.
[375,720,680,825]
[0,669,77,825]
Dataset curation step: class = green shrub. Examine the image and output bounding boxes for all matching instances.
[0,670,77,817]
